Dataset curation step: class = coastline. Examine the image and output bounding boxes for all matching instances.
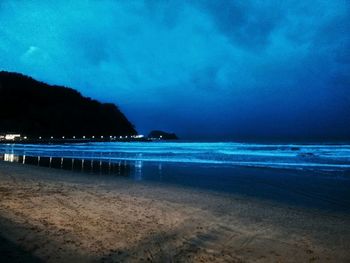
[0,138,150,144]
[0,161,350,262]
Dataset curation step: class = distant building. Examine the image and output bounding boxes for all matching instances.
[0,133,22,141]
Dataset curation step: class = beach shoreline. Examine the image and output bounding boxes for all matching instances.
[0,161,349,262]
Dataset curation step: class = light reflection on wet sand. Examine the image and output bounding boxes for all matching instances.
[0,153,132,177]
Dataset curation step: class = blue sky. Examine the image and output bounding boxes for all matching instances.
[0,0,349,140]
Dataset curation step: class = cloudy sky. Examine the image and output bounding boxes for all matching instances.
[0,0,349,140]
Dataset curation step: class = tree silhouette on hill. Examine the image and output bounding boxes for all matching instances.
[0,71,137,138]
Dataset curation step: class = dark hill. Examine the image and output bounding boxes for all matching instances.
[0,71,137,137]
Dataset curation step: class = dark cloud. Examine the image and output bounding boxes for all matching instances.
[193,1,284,50]
[145,0,185,29]
[71,33,109,65]
[190,66,220,90]
[0,0,349,140]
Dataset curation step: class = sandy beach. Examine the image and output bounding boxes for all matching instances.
[0,161,349,262]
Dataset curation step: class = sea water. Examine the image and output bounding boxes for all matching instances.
[0,141,350,171]
[1,142,350,212]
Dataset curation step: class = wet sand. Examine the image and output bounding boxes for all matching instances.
[0,161,349,262]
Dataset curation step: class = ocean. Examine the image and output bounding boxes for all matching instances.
[1,141,350,170]
[1,141,350,212]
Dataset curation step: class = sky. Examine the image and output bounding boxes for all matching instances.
[0,0,349,141]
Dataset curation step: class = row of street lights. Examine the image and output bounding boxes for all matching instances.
[36,135,144,140]
[1,134,145,141]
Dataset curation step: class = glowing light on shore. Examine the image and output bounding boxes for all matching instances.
[4,134,21,140]
[4,153,15,162]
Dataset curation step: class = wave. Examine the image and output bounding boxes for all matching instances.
[1,142,350,171]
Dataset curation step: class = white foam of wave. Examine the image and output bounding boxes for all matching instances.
[1,142,350,170]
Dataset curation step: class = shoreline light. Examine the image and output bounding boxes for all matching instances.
[4,134,21,141]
